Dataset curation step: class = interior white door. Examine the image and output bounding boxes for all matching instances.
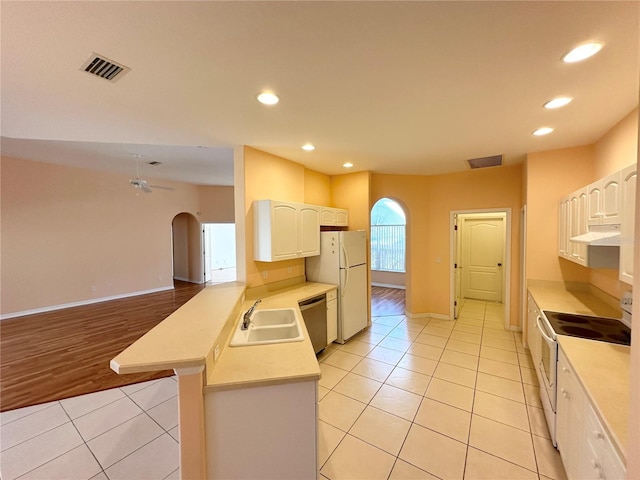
[460,215,504,302]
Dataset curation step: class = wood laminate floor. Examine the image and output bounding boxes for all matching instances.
[371,285,406,316]
[0,281,205,412]
[2,283,404,412]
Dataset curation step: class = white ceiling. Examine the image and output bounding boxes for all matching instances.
[1,1,638,186]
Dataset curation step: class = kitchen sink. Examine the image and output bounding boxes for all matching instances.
[251,308,297,327]
[229,308,304,347]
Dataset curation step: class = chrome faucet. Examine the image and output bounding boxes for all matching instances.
[241,299,261,330]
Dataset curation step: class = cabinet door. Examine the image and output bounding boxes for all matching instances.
[526,294,540,361]
[326,290,338,344]
[619,164,636,285]
[587,183,603,225]
[569,188,588,266]
[334,209,349,226]
[319,208,335,226]
[273,203,300,260]
[298,206,320,257]
[557,348,584,480]
[587,172,622,226]
[558,196,572,260]
[600,171,621,225]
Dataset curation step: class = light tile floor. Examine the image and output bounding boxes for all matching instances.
[1,377,179,480]
[318,299,568,480]
[1,299,568,480]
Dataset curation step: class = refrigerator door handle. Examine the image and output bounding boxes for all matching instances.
[340,241,350,269]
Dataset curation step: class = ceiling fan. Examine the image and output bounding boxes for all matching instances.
[129,156,174,193]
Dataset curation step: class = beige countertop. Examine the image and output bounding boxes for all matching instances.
[111,282,245,374]
[206,282,337,391]
[557,336,630,462]
[527,282,621,318]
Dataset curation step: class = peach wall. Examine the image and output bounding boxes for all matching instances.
[594,107,638,178]
[372,270,405,287]
[303,169,331,206]
[525,145,595,283]
[331,172,371,231]
[242,147,311,288]
[172,214,190,280]
[198,185,234,223]
[525,108,638,301]
[1,156,205,316]
[372,165,522,325]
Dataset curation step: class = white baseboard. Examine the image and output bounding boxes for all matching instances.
[173,276,196,283]
[403,311,452,321]
[0,286,175,320]
[371,282,406,290]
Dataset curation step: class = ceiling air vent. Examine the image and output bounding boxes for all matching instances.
[80,53,130,83]
[467,154,503,169]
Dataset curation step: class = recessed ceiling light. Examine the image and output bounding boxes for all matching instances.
[256,92,279,105]
[533,127,554,136]
[301,144,315,151]
[544,97,573,109]
[343,162,354,168]
[562,42,604,63]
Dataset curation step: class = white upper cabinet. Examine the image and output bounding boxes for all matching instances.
[559,165,635,271]
[558,195,571,260]
[619,164,637,285]
[569,187,588,266]
[587,170,621,226]
[318,207,349,226]
[254,200,320,262]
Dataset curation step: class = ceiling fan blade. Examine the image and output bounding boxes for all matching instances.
[148,185,174,191]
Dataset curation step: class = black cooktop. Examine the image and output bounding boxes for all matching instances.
[542,311,631,346]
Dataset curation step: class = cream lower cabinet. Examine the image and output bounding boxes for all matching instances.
[326,289,338,344]
[557,346,625,480]
[556,348,585,479]
[205,380,317,479]
[254,200,320,262]
[619,164,636,285]
[526,293,540,359]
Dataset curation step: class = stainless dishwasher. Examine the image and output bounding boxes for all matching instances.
[298,294,327,354]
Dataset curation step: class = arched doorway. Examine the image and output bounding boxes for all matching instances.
[172,212,203,284]
[370,198,407,316]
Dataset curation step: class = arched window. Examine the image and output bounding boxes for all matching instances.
[371,198,406,272]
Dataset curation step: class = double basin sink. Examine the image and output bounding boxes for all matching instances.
[229,307,304,347]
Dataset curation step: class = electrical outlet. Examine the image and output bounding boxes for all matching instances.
[214,344,220,361]
[262,271,268,279]
[288,266,292,274]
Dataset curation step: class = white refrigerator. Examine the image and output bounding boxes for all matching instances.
[306,230,368,343]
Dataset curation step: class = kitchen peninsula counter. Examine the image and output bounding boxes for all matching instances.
[111,280,338,480]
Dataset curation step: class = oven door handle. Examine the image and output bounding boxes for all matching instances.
[536,315,555,347]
